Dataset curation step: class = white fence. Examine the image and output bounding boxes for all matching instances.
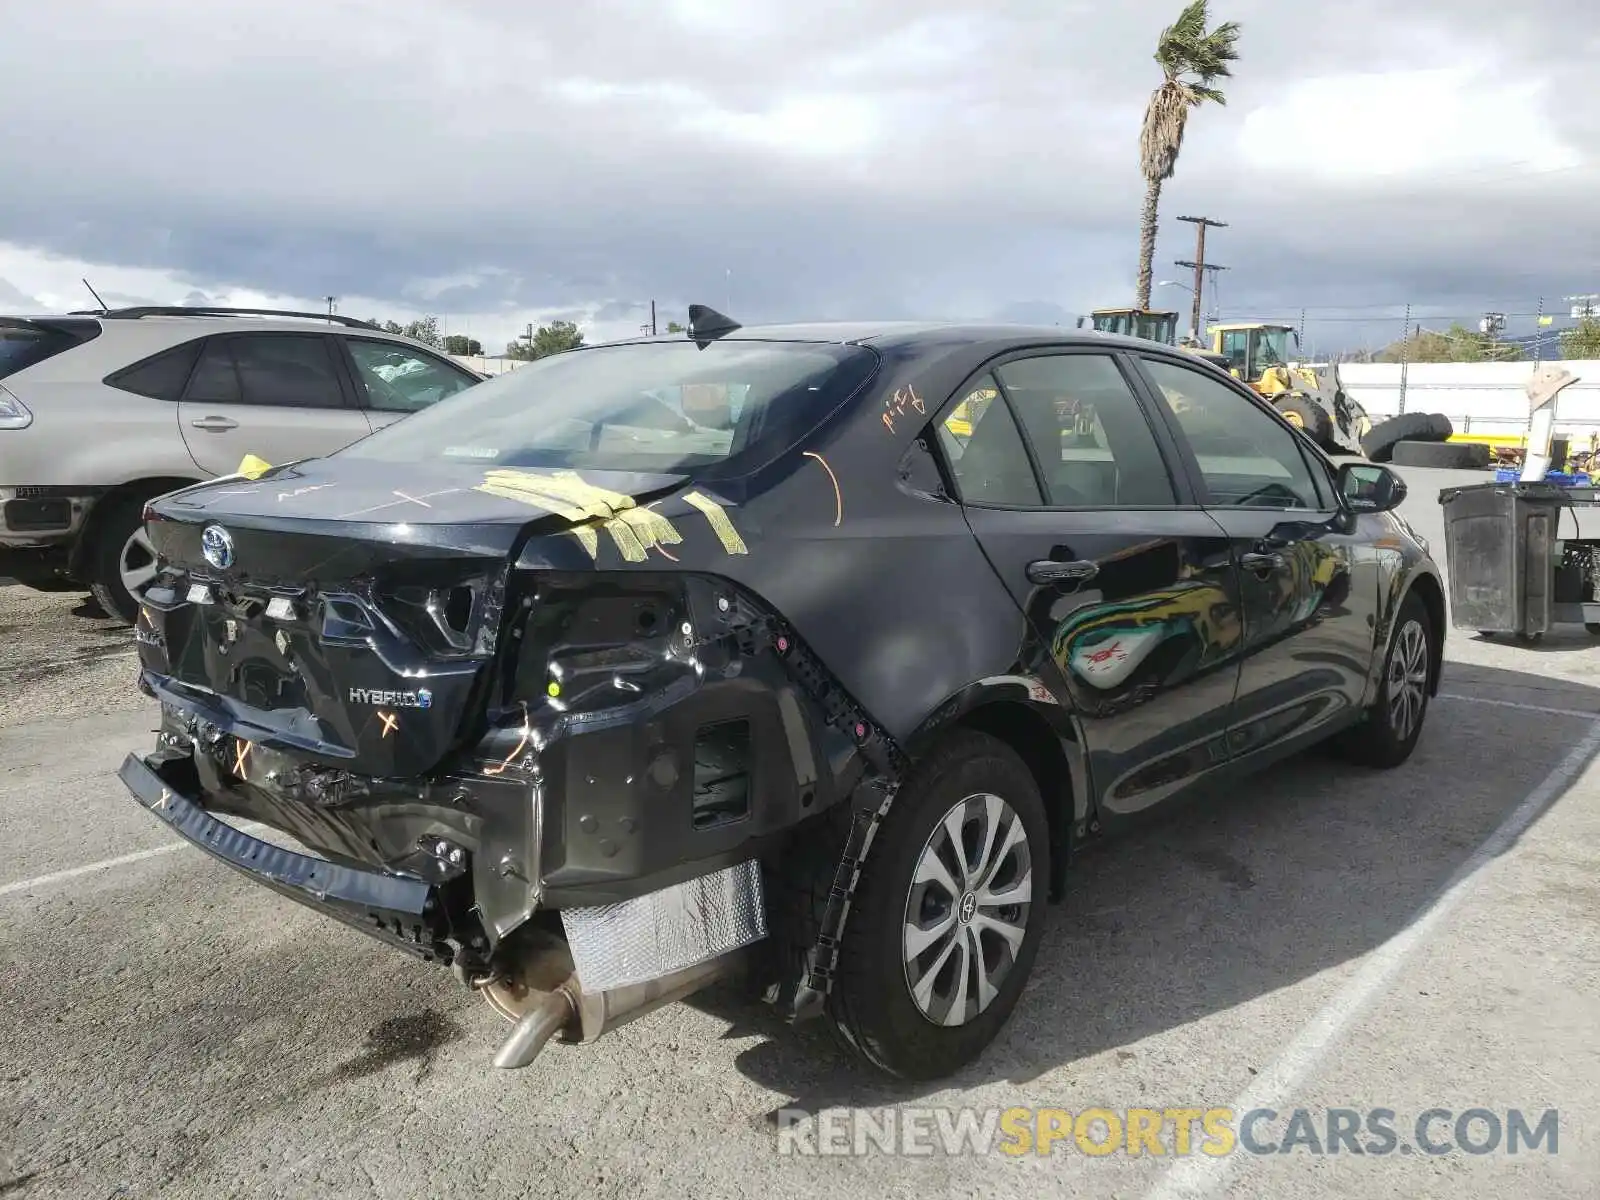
[1335,360,1600,442]
[448,354,534,377]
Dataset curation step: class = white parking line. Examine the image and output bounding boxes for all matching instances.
[1143,717,1600,1200]
[1439,692,1600,720]
[0,821,267,901]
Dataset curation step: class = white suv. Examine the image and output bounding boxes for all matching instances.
[0,306,484,622]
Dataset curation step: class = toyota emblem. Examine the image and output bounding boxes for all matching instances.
[201,524,235,570]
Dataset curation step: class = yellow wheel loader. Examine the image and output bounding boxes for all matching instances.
[1081,309,1369,455]
[1204,322,1373,456]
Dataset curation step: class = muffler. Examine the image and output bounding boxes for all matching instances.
[483,859,768,1070]
[485,941,753,1070]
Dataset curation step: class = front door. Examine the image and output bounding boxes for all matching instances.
[1132,354,1379,760]
[933,349,1246,824]
[177,332,375,476]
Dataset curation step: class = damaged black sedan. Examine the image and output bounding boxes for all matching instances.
[119,307,1444,1080]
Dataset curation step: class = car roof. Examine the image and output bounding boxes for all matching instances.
[598,320,1190,358]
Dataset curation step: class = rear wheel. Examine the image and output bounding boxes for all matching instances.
[825,730,1049,1080]
[86,495,159,625]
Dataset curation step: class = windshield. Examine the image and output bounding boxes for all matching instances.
[338,339,880,477]
[1257,328,1289,366]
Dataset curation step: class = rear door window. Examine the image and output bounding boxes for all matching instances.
[185,334,348,408]
[993,353,1179,507]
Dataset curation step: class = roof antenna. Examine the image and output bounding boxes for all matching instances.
[686,303,740,347]
[82,278,108,313]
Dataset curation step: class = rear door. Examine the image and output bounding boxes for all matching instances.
[1130,353,1377,759]
[337,337,482,432]
[177,332,372,475]
[935,348,1246,823]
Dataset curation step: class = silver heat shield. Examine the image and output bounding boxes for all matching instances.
[560,859,767,992]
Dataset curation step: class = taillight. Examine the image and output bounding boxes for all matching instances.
[0,383,31,430]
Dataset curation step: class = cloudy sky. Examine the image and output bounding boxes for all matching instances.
[1,0,1595,355]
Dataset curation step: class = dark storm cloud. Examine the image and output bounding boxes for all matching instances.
[0,0,1592,345]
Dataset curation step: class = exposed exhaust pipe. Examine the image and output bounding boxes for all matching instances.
[492,979,578,1070]
[485,943,752,1071]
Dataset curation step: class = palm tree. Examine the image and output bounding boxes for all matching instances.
[1134,1,1241,311]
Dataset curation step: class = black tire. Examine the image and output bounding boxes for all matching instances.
[1389,440,1491,469]
[1362,412,1453,462]
[1333,591,1435,768]
[1274,395,1334,448]
[825,730,1050,1081]
[85,494,159,625]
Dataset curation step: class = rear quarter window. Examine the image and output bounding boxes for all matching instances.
[104,339,205,400]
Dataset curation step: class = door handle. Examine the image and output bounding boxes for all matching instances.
[1240,551,1284,573]
[1026,558,1099,585]
[190,416,239,432]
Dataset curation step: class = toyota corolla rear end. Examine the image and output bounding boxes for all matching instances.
[118,329,884,1068]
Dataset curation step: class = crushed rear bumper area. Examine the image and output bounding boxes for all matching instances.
[118,751,451,963]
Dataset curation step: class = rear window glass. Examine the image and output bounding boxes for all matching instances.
[0,323,87,381]
[337,340,881,478]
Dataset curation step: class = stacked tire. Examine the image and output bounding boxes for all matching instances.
[1361,412,1491,469]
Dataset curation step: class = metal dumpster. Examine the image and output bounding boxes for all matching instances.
[1439,480,1600,639]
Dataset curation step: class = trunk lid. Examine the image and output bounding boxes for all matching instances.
[138,458,688,776]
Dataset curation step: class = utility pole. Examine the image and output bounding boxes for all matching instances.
[1175,215,1227,338]
[651,299,657,337]
[1174,260,1228,341]
[325,296,336,323]
[1398,303,1412,415]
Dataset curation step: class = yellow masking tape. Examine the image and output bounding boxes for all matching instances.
[570,525,600,558]
[682,491,749,556]
[613,505,683,550]
[236,454,273,479]
[474,469,746,561]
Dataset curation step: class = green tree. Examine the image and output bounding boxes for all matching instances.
[506,319,586,360]
[442,334,483,356]
[665,320,685,333]
[1560,317,1600,359]
[365,316,443,347]
[1134,1,1241,310]
[1375,323,1522,364]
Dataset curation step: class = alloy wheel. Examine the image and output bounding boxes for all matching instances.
[901,792,1033,1027]
[1387,617,1429,741]
[119,526,158,602]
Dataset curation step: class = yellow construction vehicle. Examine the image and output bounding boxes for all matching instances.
[1203,321,1373,455]
[1085,308,1235,371]
[1087,307,1181,343]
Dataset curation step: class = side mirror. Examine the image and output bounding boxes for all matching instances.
[1336,461,1407,514]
